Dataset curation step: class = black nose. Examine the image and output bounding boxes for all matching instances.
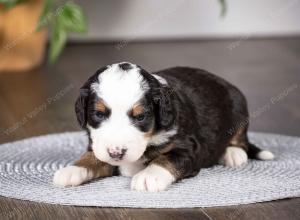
[107,148,127,160]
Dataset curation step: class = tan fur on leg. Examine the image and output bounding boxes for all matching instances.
[53,151,114,187]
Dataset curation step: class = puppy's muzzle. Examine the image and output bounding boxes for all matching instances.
[107,147,127,160]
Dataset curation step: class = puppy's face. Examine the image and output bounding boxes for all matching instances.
[75,62,175,165]
[75,63,152,165]
[89,64,156,165]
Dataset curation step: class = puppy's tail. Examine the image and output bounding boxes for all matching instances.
[247,142,275,161]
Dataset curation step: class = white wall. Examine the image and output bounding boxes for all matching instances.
[74,0,300,41]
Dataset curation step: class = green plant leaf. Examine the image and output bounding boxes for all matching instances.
[36,0,53,31]
[218,0,227,17]
[48,1,87,63]
[59,2,87,33]
[49,18,67,64]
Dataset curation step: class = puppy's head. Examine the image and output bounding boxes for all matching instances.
[75,62,175,165]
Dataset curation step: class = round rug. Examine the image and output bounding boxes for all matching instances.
[0,132,299,208]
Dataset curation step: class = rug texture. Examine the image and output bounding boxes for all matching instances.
[0,132,299,208]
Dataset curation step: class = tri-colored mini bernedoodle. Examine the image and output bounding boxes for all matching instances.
[53,62,274,192]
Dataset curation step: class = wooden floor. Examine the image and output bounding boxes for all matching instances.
[0,38,299,220]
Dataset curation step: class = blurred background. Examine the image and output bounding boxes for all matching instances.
[75,0,300,40]
[0,0,299,143]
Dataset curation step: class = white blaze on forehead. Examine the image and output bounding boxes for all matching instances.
[87,63,151,165]
[91,63,148,110]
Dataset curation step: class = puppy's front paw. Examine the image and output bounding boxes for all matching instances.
[131,164,175,192]
[220,146,248,167]
[53,166,91,187]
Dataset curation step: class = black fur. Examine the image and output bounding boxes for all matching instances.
[138,67,176,131]
[75,88,89,128]
[141,67,260,180]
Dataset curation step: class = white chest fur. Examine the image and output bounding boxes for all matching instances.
[118,160,146,177]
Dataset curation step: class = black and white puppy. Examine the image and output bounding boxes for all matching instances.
[53,62,274,192]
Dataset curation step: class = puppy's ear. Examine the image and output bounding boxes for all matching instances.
[153,86,176,130]
[75,89,89,128]
[74,66,108,128]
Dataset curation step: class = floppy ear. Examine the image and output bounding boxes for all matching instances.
[153,86,176,130]
[75,89,89,128]
[74,66,108,128]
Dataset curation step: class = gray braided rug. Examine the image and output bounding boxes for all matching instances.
[0,132,299,208]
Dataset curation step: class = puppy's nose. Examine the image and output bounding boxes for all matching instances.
[107,147,127,160]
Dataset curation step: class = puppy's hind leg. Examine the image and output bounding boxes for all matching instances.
[219,146,248,168]
[220,127,274,168]
[219,127,249,167]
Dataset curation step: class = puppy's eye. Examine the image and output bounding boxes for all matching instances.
[135,113,146,122]
[95,111,106,119]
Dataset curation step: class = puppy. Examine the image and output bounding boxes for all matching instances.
[53,62,274,192]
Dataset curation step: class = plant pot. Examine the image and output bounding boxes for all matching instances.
[0,0,47,73]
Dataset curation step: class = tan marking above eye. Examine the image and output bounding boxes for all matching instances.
[95,101,106,112]
[132,104,144,116]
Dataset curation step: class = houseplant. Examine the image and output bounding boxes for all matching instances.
[0,0,87,72]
